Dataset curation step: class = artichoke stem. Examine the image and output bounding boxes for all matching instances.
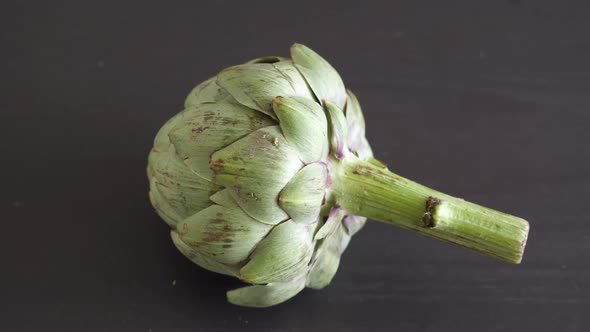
[332,157,529,264]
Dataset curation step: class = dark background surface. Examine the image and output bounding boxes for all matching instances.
[2,1,589,331]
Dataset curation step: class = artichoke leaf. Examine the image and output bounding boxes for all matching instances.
[209,189,240,208]
[324,101,349,160]
[210,126,303,224]
[227,275,306,308]
[291,43,347,109]
[306,224,350,289]
[279,162,327,224]
[178,205,273,265]
[272,96,328,163]
[151,110,187,152]
[149,178,183,228]
[344,90,373,160]
[184,77,229,108]
[344,90,369,154]
[171,231,239,277]
[354,137,374,160]
[240,220,313,284]
[148,109,192,177]
[151,145,221,221]
[169,101,275,181]
[314,206,345,240]
[339,227,352,254]
[216,61,314,119]
[342,215,367,237]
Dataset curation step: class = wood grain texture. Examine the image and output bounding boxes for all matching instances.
[1,0,588,331]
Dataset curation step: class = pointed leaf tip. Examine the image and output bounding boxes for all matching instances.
[240,220,313,283]
[290,44,346,109]
[227,276,306,307]
[272,95,328,163]
[324,101,349,160]
[279,162,327,224]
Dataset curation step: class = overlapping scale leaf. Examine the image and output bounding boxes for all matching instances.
[184,77,229,108]
[291,43,347,109]
[306,223,351,289]
[150,145,221,226]
[210,126,303,224]
[344,90,373,160]
[227,275,306,307]
[171,230,239,277]
[279,162,327,224]
[177,205,273,265]
[314,206,345,241]
[168,101,276,181]
[240,220,313,284]
[339,228,352,254]
[147,109,190,177]
[216,61,314,119]
[272,96,328,163]
[149,178,182,228]
[306,207,351,289]
[209,189,239,208]
[154,147,221,218]
[353,138,374,160]
[342,215,368,237]
[325,101,349,159]
[344,91,366,151]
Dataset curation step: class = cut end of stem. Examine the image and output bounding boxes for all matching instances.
[430,197,529,264]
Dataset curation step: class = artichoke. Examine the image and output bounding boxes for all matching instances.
[147,44,529,307]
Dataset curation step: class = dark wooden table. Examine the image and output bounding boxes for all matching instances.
[2,1,588,331]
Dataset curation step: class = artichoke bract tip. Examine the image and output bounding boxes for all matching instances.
[148,43,529,307]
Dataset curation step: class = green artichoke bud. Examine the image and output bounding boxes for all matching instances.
[147,44,529,307]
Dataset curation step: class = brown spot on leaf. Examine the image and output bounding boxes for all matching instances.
[191,126,210,139]
[179,223,189,235]
[221,117,240,126]
[202,229,226,244]
[203,111,216,121]
[209,159,224,171]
